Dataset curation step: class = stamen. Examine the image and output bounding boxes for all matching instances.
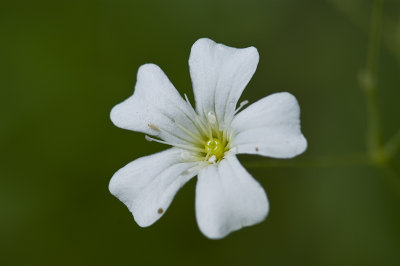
[175,122,205,145]
[182,164,205,176]
[207,111,217,125]
[145,135,205,153]
[156,125,200,147]
[208,155,216,164]
[235,100,249,114]
[182,94,213,139]
[222,130,227,146]
[227,131,235,145]
[184,94,192,107]
[180,151,207,162]
[180,151,191,160]
[204,150,211,161]
[173,143,205,153]
[224,147,237,157]
[148,123,160,131]
[182,154,207,162]
[145,104,234,165]
[213,117,222,141]
[230,147,237,153]
[195,116,212,139]
[145,135,157,142]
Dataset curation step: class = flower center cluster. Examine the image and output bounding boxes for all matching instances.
[187,110,230,164]
[173,113,230,164]
[145,111,232,165]
[205,138,225,160]
[144,95,243,166]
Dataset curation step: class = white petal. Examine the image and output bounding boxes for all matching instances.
[195,156,269,239]
[189,38,259,128]
[231,92,307,158]
[109,148,197,227]
[110,64,199,145]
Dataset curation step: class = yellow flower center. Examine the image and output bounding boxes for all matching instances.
[205,138,225,160]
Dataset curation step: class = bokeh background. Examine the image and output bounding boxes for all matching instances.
[1,0,400,265]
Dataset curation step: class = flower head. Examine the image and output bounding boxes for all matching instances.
[109,38,307,239]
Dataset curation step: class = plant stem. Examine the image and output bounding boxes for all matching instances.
[245,0,399,181]
[361,0,399,182]
[359,0,384,163]
[385,129,400,159]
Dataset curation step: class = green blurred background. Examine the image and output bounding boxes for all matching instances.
[1,0,400,265]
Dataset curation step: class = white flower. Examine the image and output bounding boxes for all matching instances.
[109,38,307,239]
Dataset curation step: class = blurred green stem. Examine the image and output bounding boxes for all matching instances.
[385,130,400,158]
[328,0,400,65]
[361,0,399,181]
[359,0,384,164]
[247,0,400,179]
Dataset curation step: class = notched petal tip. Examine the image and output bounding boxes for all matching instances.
[271,92,308,157]
[276,92,308,157]
[191,37,259,51]
[109,149,198,229]
[200,203,269,240]
[190,37,215,50]
[108,166,166,229]
[195,157,269,239]
[109,170,154,227]
[190,38,259,64]
[231,91,307,159]
[189,38,261,125]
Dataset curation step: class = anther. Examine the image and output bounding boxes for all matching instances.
[180,151,191,160]
[240,100,249,106]
[148,123,160,131]
[208,155,216,164]
[235,100,249,114]
[184,94,192,107]
[181,169,190,175]
[207,111,217,125]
